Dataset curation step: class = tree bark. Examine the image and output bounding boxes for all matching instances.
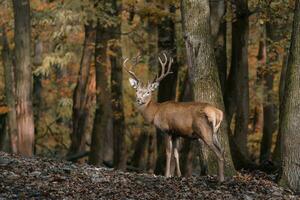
[257,1,291,165]
[111,0,127,170]
[68,24,96,157]
[1,26,18,153]
[272,55,288,166]
[181,0,236,176]
[12,0,35,156]
[146,14,158,174]
[111,45,127,170]
[0,113,7,151]
[132,130,149,170]
[210,0,227,95]
[279,0,300,192]
[32,36,43,155]
[226,0,250,164]
[259,47,276,164]
[89,21,113,166]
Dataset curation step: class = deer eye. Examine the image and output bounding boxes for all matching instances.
[146,91,150,95]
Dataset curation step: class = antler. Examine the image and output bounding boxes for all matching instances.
[123,55,141,83]
[153,53,173,83]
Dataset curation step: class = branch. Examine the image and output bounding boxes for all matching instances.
[66,151,90,162]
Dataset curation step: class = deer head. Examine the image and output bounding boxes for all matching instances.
[124,53,173,106]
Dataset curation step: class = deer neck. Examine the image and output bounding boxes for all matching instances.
[138,99,158,124]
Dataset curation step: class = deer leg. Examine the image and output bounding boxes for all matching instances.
[195,119,225,182]
[172,137,181,177]
[165,134,172,177]
[209,143,225,183]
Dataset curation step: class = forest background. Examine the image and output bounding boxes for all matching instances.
[0,0,298,191]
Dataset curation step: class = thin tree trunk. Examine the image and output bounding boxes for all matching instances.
[253,26,265,135]
[132,130,149,170]
[12,0,35,156]
[147,131,157,173]
[259,17,282,164]
[68,24,96,157]
[0,113,7,151]
[146,14,158,174]
[89,21,112,166]
[232,0,249,157]
[179,73,194,176]
[181,0,236,176]
[272,55,288,166]
[279,0,300,192]
[111,0,126,170]
[155,4,179,175]
[33,36,43,154]
[111,45,127,170]
[210,0,227,95]
[1,26,17,153]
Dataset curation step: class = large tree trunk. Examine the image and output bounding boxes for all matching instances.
[1,27,18,153]
[68,24,96,157]
[12,0,35,156]
[279,0,300,192]
[181,0,236,176]
[89,21,113,166]
[224,0,250,168]
[111,0,126,170]
[154,4,179,175]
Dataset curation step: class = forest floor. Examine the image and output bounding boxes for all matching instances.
[0,152,298,200]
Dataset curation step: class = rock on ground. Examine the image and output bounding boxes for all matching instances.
[0,152,298,199]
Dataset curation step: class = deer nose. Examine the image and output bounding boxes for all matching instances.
[137,99,142,104]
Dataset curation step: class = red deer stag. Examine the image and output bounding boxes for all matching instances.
[124,53,225,182]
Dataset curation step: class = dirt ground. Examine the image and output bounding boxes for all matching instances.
[0,152,298,199]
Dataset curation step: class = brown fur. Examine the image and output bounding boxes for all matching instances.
[138,100,222,138]
[137,99,225,182]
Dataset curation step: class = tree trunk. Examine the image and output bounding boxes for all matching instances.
[181,0,236,176]
[272,55,288,166]
[279,0,300,192]
[132,130,149,170]
[33,36,43,155]
[146,15,158,174]
[155,4,179,175]
[1,27,18,153]
[210,0,227,95]
[12,0,35,156]
[179,73,194,176]
[146,130,157,173]
[259,14,285,164]
[111,0,126,170]
[111,45,127,170]
[89,21,113,166]
[0,113,7,151]
[68,24,96,157]
[222,0,250,169]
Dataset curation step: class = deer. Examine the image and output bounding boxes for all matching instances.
[124,53,225,182]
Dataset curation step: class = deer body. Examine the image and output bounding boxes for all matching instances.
[139,100,221,138]
[124,54,225,182]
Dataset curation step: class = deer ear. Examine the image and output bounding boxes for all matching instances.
[150,82,159,91]
[129,78,139,89]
